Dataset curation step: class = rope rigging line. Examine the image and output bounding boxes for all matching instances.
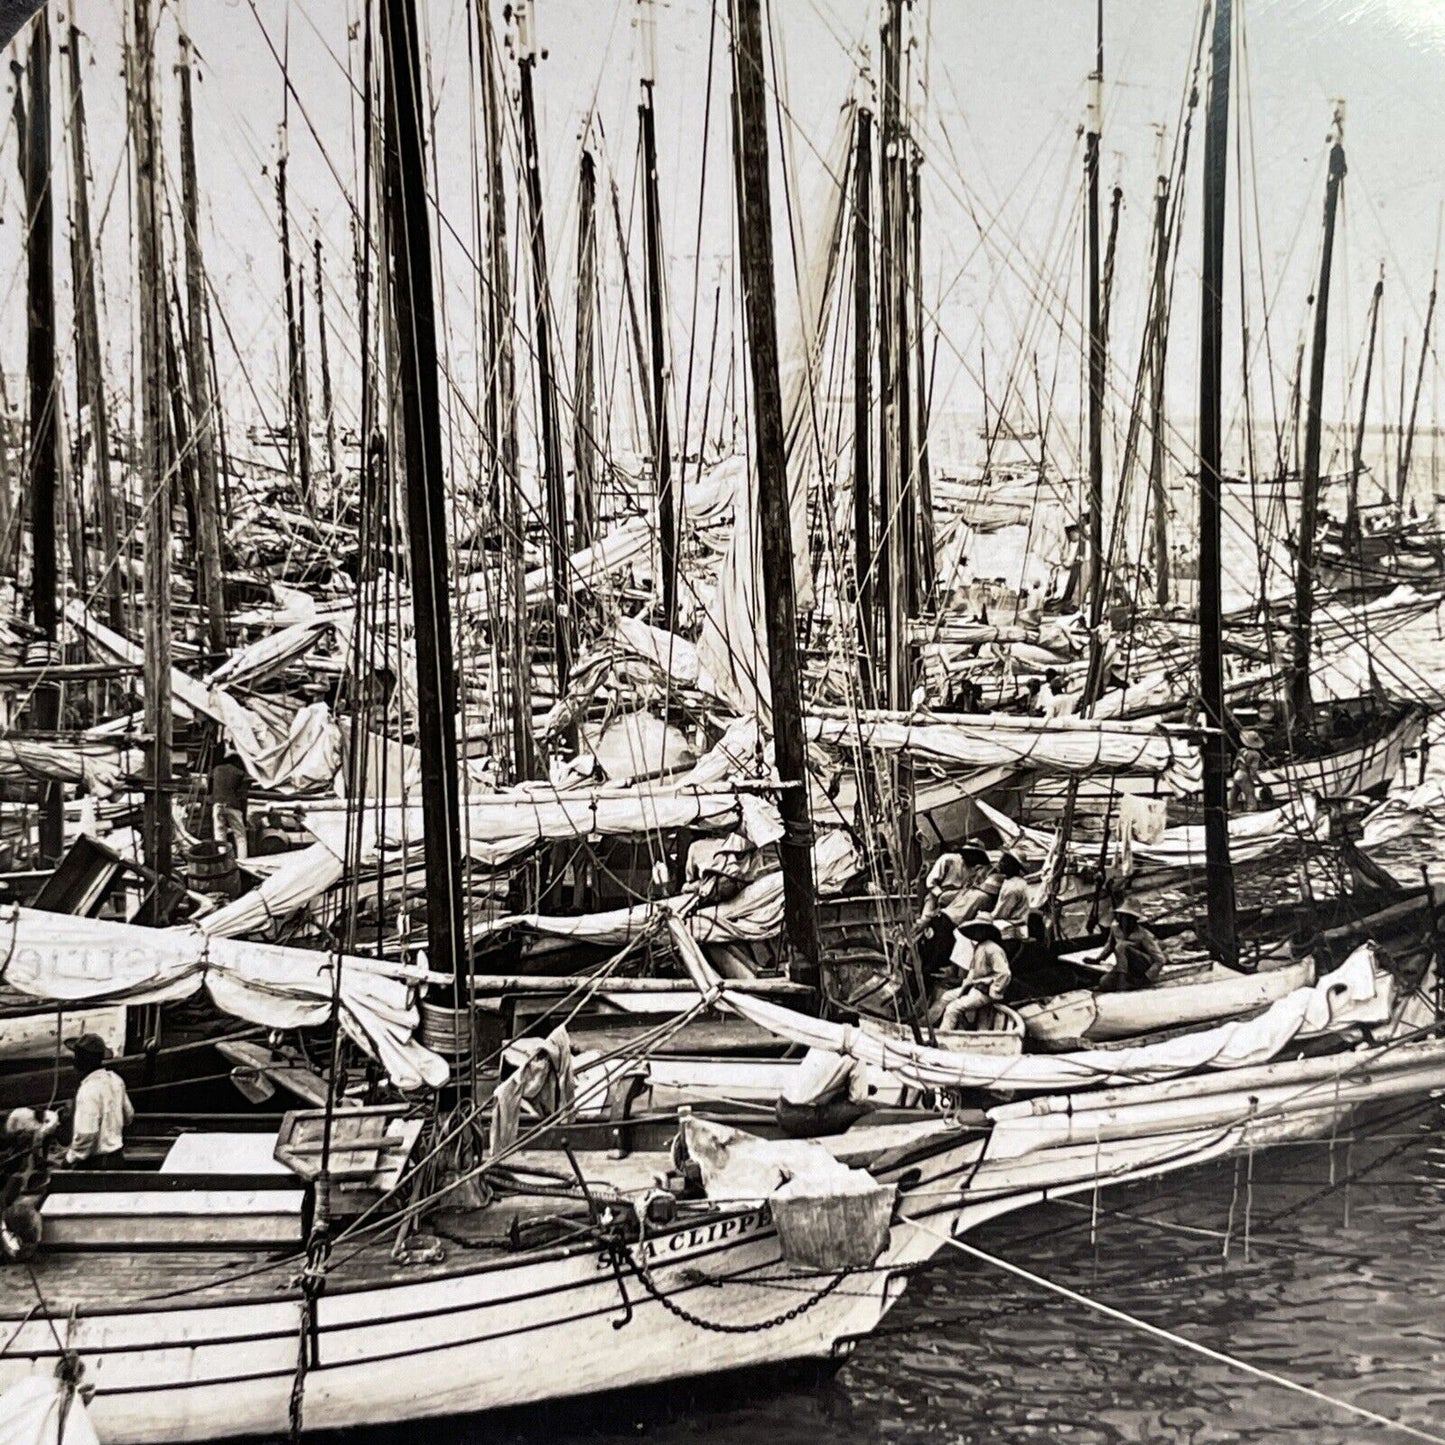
[904,1221,1445,1445]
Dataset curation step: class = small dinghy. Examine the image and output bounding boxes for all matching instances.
[1015,958,1315,1045]
[857,1002,1025,1056]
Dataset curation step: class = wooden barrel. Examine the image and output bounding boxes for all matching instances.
[188,840,239,898]
[419,1002,475,1059]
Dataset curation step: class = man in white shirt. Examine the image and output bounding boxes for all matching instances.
[63,1034,133,1169]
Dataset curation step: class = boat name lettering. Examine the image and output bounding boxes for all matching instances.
[607,1207,771,1267]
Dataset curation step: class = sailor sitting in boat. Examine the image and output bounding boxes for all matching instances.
[776,1049,877,1138]
[919,846,990,926]
[989,852,1031,937]
[931,917,1011,1030]
[59,1033,134,1170]
[1090,905,1166,992]
[947,848,1015,925]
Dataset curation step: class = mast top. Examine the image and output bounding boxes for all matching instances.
[634,0,657,86]
[513,1,538,61]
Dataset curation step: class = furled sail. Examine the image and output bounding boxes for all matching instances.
[0,906,448,1090]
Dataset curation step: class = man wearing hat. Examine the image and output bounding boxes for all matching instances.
[61,1034,133,1170]
[1229,729,1266,811]
[990,851,1031,937]
[949,848,1008,926]
[933,917,1012,1030]
[1091,905,1167,992]
[920,846,990,926]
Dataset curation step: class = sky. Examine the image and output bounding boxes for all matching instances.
[3,0,1445,491]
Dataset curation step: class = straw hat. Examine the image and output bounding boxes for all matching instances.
[961,916,1003,944]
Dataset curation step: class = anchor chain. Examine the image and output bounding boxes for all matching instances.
[616,1244,851,1334]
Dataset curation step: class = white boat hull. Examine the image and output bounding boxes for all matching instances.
[1017,959,1315,1044]
[5,1035,1443,1443]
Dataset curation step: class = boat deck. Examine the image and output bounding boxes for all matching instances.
[0,1121,963,1321]
[0,1238,481,1317]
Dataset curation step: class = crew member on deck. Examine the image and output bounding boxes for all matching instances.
[933,917,1011,1030]
[61,1034,133,1170]
[1091,905,1167,992]
[1229,729,1265,812]
[950,848,1008,924]
[210,751,253,861]
[990,851,1031,937]
[920,845,990,925]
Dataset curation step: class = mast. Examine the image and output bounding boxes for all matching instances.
[476,0,532,780]
[177,8,227,658]
[1084,0,1105,637]
[729,0,820,981]
[314,239,340,487]
[380,0,466,988]
[852,99,873,695]
[876,0,900,702]
[1398,270,1436,508]
[607,175,656,452]
[64,23,121,631]
[573,148,599,551]
[21,13,62,861]
[276,116,311,501]
[1148,162,1171,607]
[1290,113,1346,733]
[637,0,675,629]
[1197,0,1237,966]
[1348,270,1383,543]
[515,5,571,694]
[130,0,173,894]
[912,148,935,604]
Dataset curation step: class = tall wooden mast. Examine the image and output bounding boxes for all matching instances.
[573,148,599,552]
[1289,114,1346,733]
[21,12,62,860]
[177,6,227,659]
[1197,0,1237,966]
[1147,160,1171,607]
[1348,270,1383,543]
[911,148,935,604]
[130,0,173,894]
[1398,270,1436,508]
[729,0,820,982]
[314,239,340,487]
[876,0,901,704]
[852,99,873,695]
[63,23,121,631]
[1084,0,1105,637]
[515,4,571,695]
[475,0,532,780]
[637,0,675,628]
[381,0,466,989]
[276,108,311,502]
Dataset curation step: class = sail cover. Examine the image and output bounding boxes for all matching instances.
[805,712,1202,793]
[0,906,448,1090]
[669,916,1391,1092]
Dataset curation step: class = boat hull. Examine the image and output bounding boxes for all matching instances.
[1016,958,1315,1044]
